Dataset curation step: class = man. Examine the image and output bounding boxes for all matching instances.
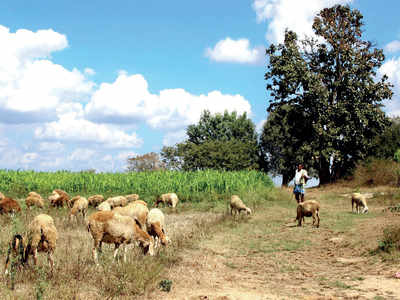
[293,164,310,203]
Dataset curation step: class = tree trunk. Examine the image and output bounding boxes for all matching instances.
[318,158,331,185]
[282,173,291,187]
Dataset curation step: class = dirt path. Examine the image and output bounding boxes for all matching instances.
[149,188,400,300]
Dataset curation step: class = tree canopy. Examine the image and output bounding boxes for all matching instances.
[161,110,261,171]
[263,5,393,185]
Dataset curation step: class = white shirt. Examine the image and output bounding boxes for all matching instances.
[295,169,308,185]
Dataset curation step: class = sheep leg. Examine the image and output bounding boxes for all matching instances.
[352,199,354,213]
[48,252,54,271]
[33,248,38,266]
[316,210,320,228]
[123,245,127,263]
[113,244,120,261]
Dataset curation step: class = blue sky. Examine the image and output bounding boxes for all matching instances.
[0,0,400,172]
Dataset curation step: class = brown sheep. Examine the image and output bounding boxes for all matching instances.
[155,193,179,208]
[296,200,320,228]
[87,211,154,265]
[113,202,149,230]
[25,192,45,209]
[0,197,22,214]
[4,234,25,275]
[88,194,104,207]
[106,196,128,208]
[69,196,89,222]
[48,189,69,207]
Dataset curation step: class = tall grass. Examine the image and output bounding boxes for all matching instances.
[0,169,273,200]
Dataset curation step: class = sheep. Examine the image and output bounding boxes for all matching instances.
[17,214,57,271]
[0,197,22,214]
[97,201,111,211]
[67,195,81,208]
[48,189,69,207]
[132,200,147,206]
[4,234,25,275]
[230,195,252,216]
[25,192,45,209]
[155,193,179,208]
[147,208,169,248]
[113,201,149,230]
[351,193,369,214]
[296,200,320,228]
[0,191,5,200]
[87,211,155,265]
[125,194,140,203]
[88,194,104,207]
[106,196,128,208]
[69,196,89,222]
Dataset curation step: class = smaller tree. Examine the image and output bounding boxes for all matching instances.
[126,152,165,172]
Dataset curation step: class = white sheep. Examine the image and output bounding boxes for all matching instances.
[230,195,252,216]
[351,193,369,214]
[296,200,320,228]
[113,201,149,230]
[25,214,58,270]
[155,193,179,208]
[125,194,140,203]
[106,196,128,208]
[69,196,89,222]
[147,208,169,248]
[97,201,111,211]
[25,192,45,209]
[87,211,155,265]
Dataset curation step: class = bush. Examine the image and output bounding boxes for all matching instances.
[378,225,400,253]
[352,159,400,187]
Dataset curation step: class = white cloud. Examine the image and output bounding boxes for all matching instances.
[37,142,65,152]
[252,0,353,44]
[117,151,137,161]
[385,40,400,53]
[379,57,400,116]
[69,148,95,161]
[0,25,93,123]
[35,115,143,149]
[85,73,252,130]
[256,119,267,133]
[205,38,264,65]
[20,152,38,164]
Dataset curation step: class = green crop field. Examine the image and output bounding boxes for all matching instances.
[0,169,273,201]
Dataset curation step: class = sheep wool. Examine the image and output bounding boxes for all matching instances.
[25,192,45,209]
[87,211,154,265]
[230,195,252,216]
[88,194,104,207]
[97,201,111,211]
[125,194,140,203]
[147,208,169,247]
[351,193,369,214]
[70,196,89,221]
[296,200,320,228]
[113,201,149,230]
[0,197,22,214]
[155,193,179,208]
[106,196,128,208]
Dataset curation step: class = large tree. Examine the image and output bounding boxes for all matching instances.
[161,110,261,171]
[264,5,393,185]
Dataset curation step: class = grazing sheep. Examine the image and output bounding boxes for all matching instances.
[48,189,69,207]
[132,200,147,206]
[0,191,5,200]
[351,193,369,214]
[67,195,81,208]
[147,208,169,248]
[155,193,179,208]
[87,211,155,265]
[296,200,320,228]
[230,195,252,216]
[97,201,111,211]
[88,194,104,207]
[4,234,25,275]
[125,194,140,202]
[113,202,149,230]
[106,196,128,208]
[25,214,58,270]
[0,197,22,214]
[25,192,45,209]
[69,196,89,222]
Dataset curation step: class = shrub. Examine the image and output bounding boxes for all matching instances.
[378,225,400,253]
[352,159,400,187]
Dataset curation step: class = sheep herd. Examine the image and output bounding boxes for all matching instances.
[0,189,368,275]
[0,190,177,274]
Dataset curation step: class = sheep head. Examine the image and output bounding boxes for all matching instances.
[245,207,252,215]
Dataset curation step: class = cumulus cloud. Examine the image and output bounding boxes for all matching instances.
[37,142,65,152]
[85,73,252,130]
[385,40,400,53]
[162,130,187,146]
[205,38,264,65]
[379,57,400,116]
[68,148,96,161]
[35,115,143,149]
[0,25,93,123]
[252,0,353,44]
[20,152,39,164]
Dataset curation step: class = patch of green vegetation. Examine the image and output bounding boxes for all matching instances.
[332,280,352,289]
